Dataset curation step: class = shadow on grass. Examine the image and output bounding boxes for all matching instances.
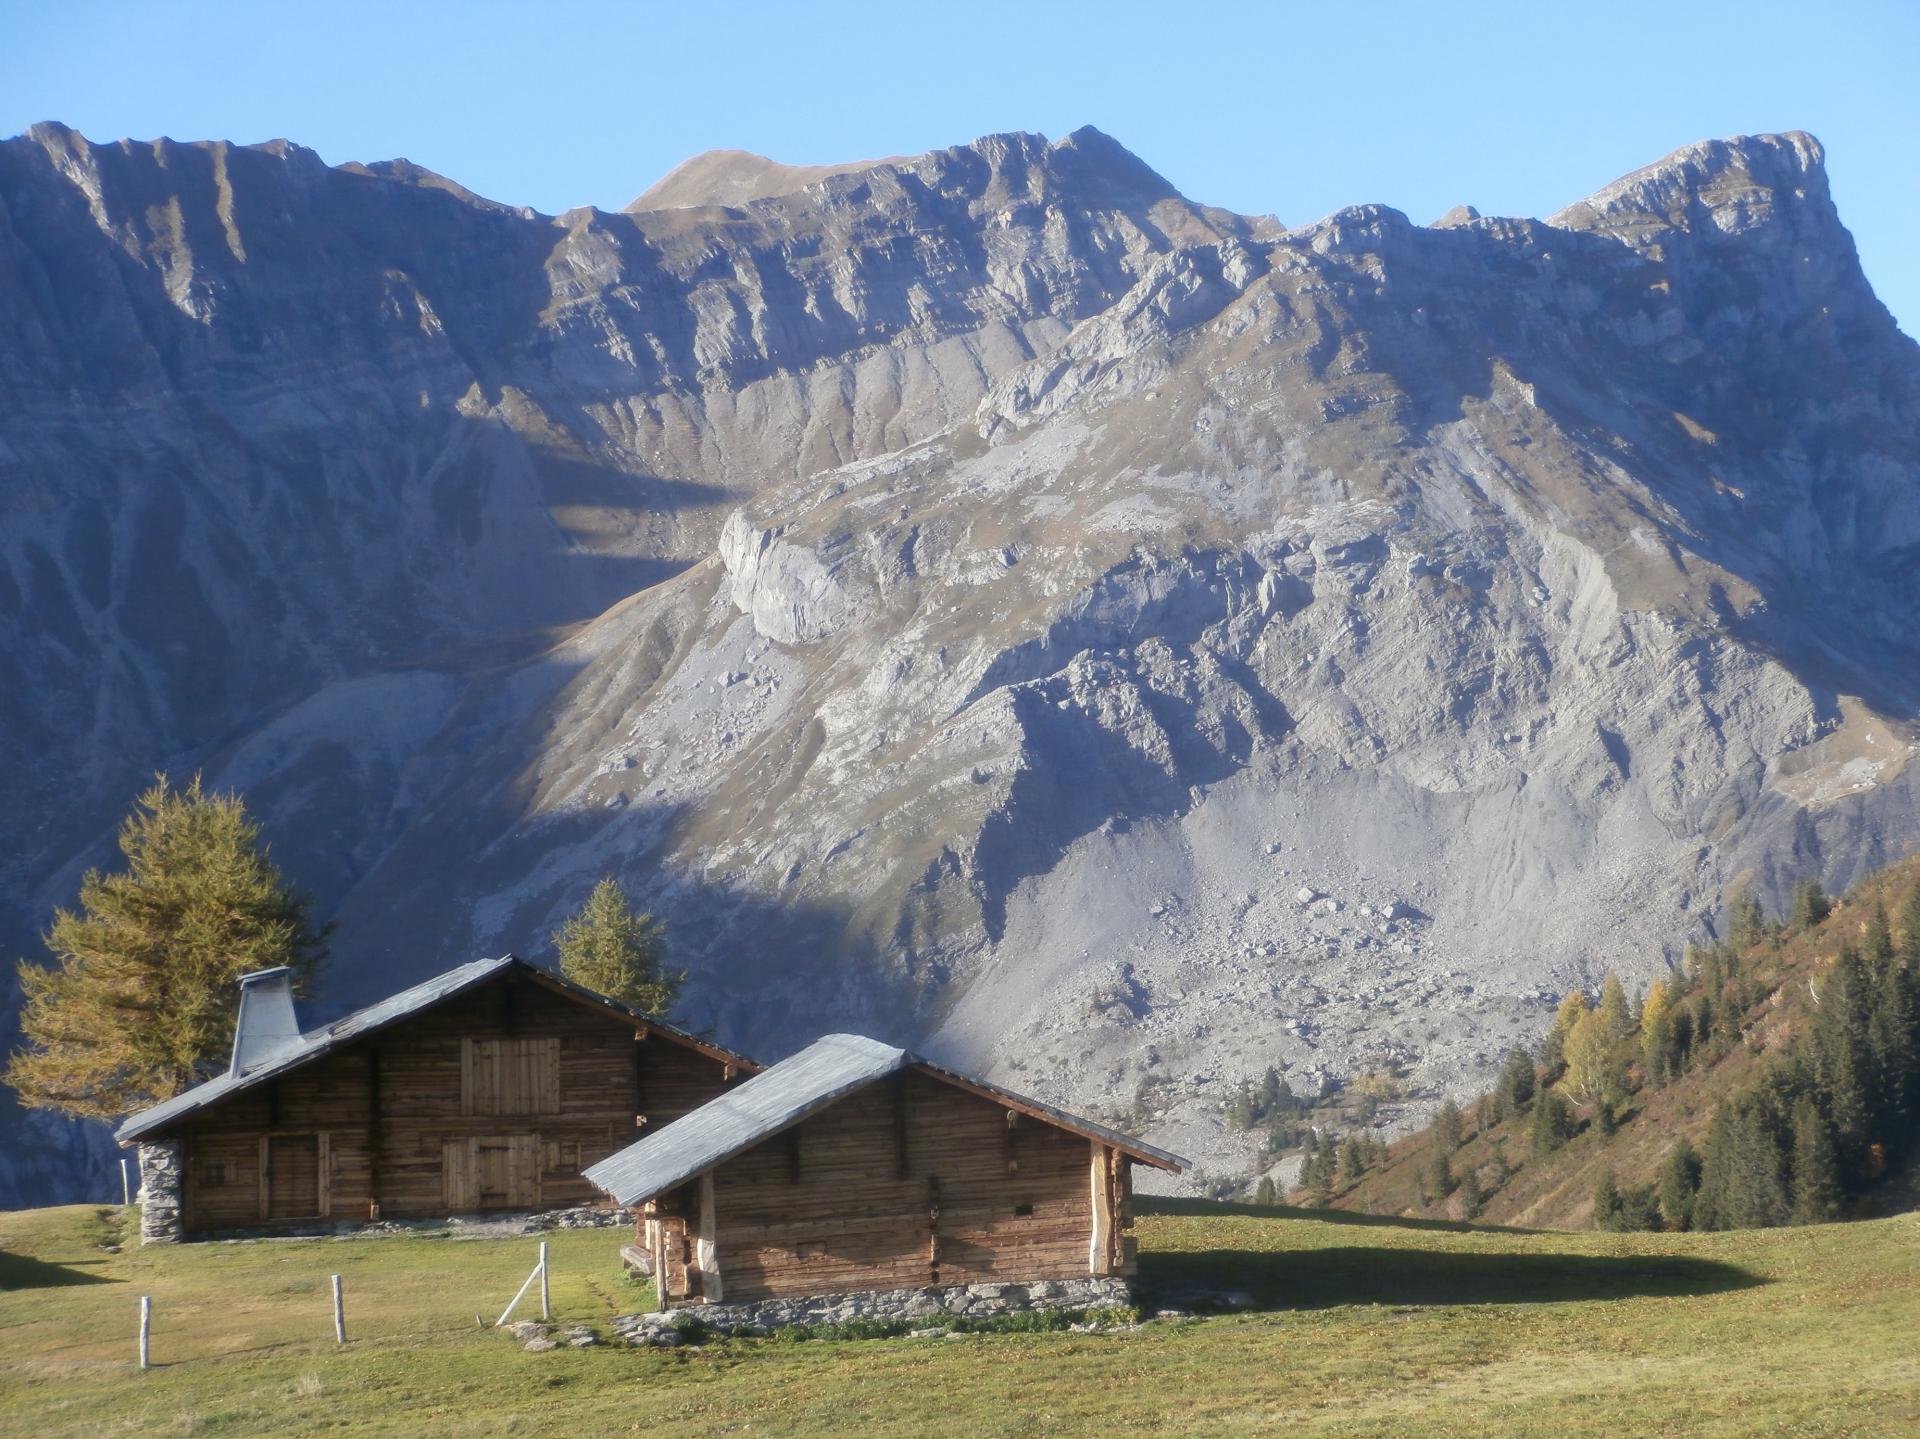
[0,1249,119,1290]
[1140,1246,1764,1310]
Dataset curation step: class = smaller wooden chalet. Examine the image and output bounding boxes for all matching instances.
[583,1033,1185,1306]
[115,956,755,1242]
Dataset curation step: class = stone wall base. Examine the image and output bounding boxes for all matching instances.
[136,1141,183,1244]
[613,1276,1134,1343]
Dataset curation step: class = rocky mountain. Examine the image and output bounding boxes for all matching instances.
[1,121,1916,1203]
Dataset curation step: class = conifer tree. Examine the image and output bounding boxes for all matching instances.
[1789,1096,1842,1226]
[1863,902,1895,971]
[1225,1079,1257,1131]
[1791,878,1833,933]
[1541,990,1590,1070]
[1254,1175,1278,1206]
[1458,1164,1485,1220]
[1495,1045,1536,1118]
[1259,1065,1285,1117]
[1561,1009,1613,1105]
[1593,1170,1623,1230]
[1597,972,1635,1041]
[1814,945,1877,1186]
[1659,1141,1700,1231]
[1529,1090,1571,1157]
[1426,1148,1455,1202]
[1727,882,1767,951]
[1434,1098,1465,1151]
[5,775,325,1120]
[553,877,680,1015]
[1305,1135,1335,1208]
[1338,1133,1365,1185]
[1697,1094,1790,1230]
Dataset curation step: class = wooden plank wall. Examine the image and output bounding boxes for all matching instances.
[172,973,736,1234]
[692,1071,1140,1304]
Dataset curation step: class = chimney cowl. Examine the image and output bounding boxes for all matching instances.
[230,966,303,1076]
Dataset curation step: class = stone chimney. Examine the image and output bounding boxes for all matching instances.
[230,967,302,1076]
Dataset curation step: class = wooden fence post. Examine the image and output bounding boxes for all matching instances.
[539,1241,550,1320]
[121,1158,132,1208]
[331,1274,346,1344]
[138,1295,151,1370]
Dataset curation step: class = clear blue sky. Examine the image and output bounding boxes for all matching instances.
[4,1,1916,335]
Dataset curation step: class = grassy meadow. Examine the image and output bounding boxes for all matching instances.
[2,1199,1916,1437]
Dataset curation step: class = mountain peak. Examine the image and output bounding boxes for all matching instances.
[1548,130,1833,246]
[626,148,912,212]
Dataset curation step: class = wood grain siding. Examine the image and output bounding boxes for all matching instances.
[171,970,737,1235]
[679,1071,1139,1305]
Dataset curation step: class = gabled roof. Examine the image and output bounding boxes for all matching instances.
[115,955,756,1145]
[582,1032,1187,1207]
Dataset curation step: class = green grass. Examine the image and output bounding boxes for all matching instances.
[3,1200,1916,1437]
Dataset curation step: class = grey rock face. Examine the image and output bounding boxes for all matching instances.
[2,123,1917,1200]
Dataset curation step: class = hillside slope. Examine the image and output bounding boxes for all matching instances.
[3,124,1919,1203]
[1319,858,1920,1228]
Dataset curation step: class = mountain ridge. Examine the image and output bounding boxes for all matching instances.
[1,122,1916,1207]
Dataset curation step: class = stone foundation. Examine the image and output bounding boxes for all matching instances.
[136,1141,183,1244]
[613,1276,1134,1344]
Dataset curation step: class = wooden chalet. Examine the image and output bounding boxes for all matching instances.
[115,956,754,1239]
[583,1033,1186,1306]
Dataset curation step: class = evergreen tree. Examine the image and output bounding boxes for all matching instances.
[1489,1138,1515,1189]
[1898,884,1920,970]
[1593,1171,1623,1231]
[1434,1098,1465,1151]
[1305,1135,1335,1208]
[553,877,680,1015]
[1643,1005,1682,1087]
[1788,1096,1842,1226]
[1727,882,1767,951]
[1338,1133,1366,1185]
[1426,1148,1455,1202]
[1259,1065,1286,1117]
[1863,902,1895,971]
[1659,1141,1700,1231]
[1458,1164,1485,1220]
[5,775,325,1120]
[1225,1079,1257,1131]
[1814,945,1877,1187]
[1791,878,1833,933]
[1529,1090,1571,1157]
[1696,1094,1790,1230]
[1254,1175,1278,1206]
[1495,1046,1537,1119]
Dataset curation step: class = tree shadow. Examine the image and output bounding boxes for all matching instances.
[0,1249,119,1290]
[1139,1244,1763,1311]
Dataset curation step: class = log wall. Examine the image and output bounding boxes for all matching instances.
[646,1070,1139,1305]
[169,971,736,1235]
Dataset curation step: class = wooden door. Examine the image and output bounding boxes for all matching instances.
[265,1134,320,1219]
[474,1135,539,1210]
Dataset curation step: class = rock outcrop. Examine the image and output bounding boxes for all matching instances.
[1,123,1916,1201]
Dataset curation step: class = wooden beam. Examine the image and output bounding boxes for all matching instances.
[893,1073,911,1181]
[367,1047,383,1220]
[317,1131,331,1219]
[696,1172,723,1303]
[1089,1141,1113,1276]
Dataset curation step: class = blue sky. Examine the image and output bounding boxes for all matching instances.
[4,1,1916,334]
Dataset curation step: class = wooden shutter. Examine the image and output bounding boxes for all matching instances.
[463,1038,561,1116]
